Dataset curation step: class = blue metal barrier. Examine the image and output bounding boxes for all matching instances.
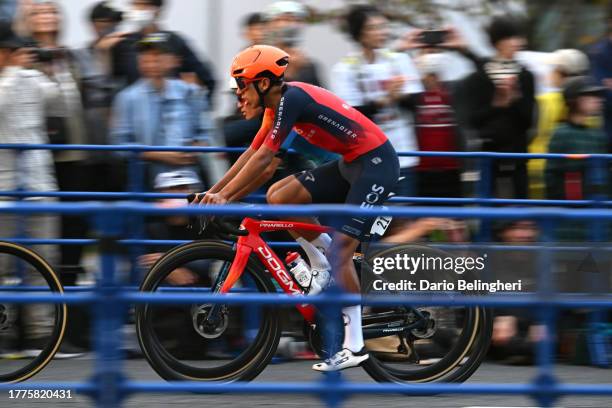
[0,202,611,408]
[0,144,610,407]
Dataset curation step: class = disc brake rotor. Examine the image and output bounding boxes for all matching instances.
[0,303,15,331]
[191,304,229,339]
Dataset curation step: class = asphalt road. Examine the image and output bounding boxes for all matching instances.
[0,360,610,408]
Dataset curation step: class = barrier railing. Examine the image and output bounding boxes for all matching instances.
[0,144,610,407]
[0,202,611,407]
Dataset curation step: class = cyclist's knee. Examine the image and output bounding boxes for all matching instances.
[267,178,311,205]
[266,186,283,205]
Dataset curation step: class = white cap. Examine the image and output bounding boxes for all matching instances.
[154,170,202,190]
[548,49,589,76]
[264,1,308,20]
[415,53,447,76]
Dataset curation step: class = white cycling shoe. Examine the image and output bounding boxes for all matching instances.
[312,348,369,372]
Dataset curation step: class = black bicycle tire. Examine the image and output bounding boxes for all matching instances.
[439,306,493,384]
[358,243,492,384]
[0,242,66,383]
[136,240,281,382]
[144,241,276,379]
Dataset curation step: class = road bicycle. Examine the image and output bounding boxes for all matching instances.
[136,207,493,384]
[0,242,66,383]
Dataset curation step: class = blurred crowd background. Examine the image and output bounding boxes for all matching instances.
[0,0,611,365]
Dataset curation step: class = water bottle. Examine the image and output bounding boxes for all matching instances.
[285,252,313,291]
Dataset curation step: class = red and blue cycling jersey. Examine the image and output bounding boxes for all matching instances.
[250,82,388,162]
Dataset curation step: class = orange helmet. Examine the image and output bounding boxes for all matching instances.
[230,45,289,81]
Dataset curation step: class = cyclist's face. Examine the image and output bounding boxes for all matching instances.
[235,79,268,116]
[237,92,263,120]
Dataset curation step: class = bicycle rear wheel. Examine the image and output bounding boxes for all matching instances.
[0,242,66,383]
[361,305,492,384]
[359,244,493,384]
[136,241,281,383]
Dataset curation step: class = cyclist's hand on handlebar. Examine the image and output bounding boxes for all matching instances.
[201,192,228,205]
[188,191,228,205]
[188,192,206,204]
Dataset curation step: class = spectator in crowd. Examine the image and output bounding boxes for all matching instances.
[111,33,211,190]
[413,51,462,199]
[72,1,123,146]
[242,12,266,47]
[264,0,322,86]
[545,76,607,241]
[528,49,590,198]
[332,4,424,198]
[489,219,544,365]
[464,16,535,199]
[0,0,16,22]
[111,0,216,99]
[70,2,126,193]
[589,8,612,150]
[139,170,202,284]
[21,0,92,291]
[0,22,64,355]
[545,77,607,201]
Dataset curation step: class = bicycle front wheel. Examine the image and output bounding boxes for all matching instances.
[136,240,281,383]
[0,242,66,383]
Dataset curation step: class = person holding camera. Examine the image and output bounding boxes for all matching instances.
[0,22,69,356]
[332,4,424,198]
[19,0,92,290]
[0,21,57,201]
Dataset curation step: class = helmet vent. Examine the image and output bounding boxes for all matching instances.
[276,57,289,67]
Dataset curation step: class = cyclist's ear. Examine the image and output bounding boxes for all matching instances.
[257,77,271,94]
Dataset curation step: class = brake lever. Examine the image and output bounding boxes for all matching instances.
[186,193,211,235]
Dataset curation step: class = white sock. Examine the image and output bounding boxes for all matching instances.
[342,305,364,353]
[296,237,330,271]
[311,233,332,254]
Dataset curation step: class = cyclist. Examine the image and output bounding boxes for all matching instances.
[194,45,399,371]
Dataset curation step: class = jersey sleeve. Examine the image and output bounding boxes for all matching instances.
[249,108,276,150]
[263,87,307,152]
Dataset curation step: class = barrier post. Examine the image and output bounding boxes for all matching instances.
[585,157,610,366]
[476,158,493,242]
[533,218,557,408]
[91,211,127,408]
[320,285,345,408]
[127,151,146,285]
